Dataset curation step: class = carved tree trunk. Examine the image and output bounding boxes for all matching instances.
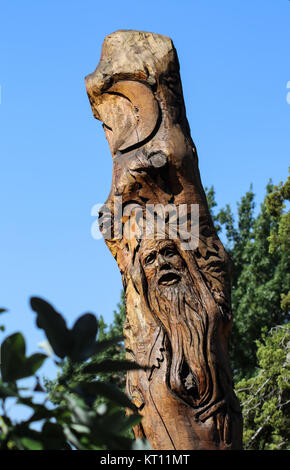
[85,30,243,450]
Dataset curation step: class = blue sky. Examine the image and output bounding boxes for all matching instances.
[0,0,289,384]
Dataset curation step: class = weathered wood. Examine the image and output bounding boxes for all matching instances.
[85,30,243,450]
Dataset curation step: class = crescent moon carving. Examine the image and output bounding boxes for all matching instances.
[95,80,160,154]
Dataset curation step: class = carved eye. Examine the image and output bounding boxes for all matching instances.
[161,247,177,258]
[144,252,156,265]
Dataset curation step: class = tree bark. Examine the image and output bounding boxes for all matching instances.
[85,30,243,450]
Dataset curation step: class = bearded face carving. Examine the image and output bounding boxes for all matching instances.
[137,238,214,409]
[86,30,243,450]
[140,240,205,401]
[140,239,183,287]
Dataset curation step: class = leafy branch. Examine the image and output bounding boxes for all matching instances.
[0,297,149,450]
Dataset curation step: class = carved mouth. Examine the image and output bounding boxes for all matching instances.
[158,272,181,286]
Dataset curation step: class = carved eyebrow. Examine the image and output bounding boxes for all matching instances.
[160,246,177,256]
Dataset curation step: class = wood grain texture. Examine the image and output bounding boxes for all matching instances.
[85,30,243,450]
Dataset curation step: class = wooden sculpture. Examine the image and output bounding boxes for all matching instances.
[85,30,243,450]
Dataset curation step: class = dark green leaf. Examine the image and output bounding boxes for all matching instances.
[65,394,94,426]
[100,409,141,433]
[11,424,44,443]
[0,333,46,382]
[0,382,19,398]
[76,381,137,411]
[82,359,146,374]
[118,413,142,432]
[20,437,43,450]
[30,297,72,358]
[70,313,98,362]
[92,336,124,355]
[21,353,47,379]
[102,434,133,450]
[1,332,26,382]
[41,422,68,450]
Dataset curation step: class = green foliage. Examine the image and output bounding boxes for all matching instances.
[0,297,148,450]
[204,186,222,233]
[94,291,127,391]
[265,170,290,259]
[0,308,7,333]
[45,291,127,407]
[205,174,290,450]
[235,324,290,450]
[30,297,99,362]
[206,176,289,380]
[1,333,46,383]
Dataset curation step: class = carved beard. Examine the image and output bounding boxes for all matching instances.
[147,268,216,409]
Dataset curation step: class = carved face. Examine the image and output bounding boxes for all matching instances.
[140,238,210,407]
[140,239,184,287]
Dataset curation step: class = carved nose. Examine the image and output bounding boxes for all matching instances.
[157,254,171,270]
[159,263,172,271]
